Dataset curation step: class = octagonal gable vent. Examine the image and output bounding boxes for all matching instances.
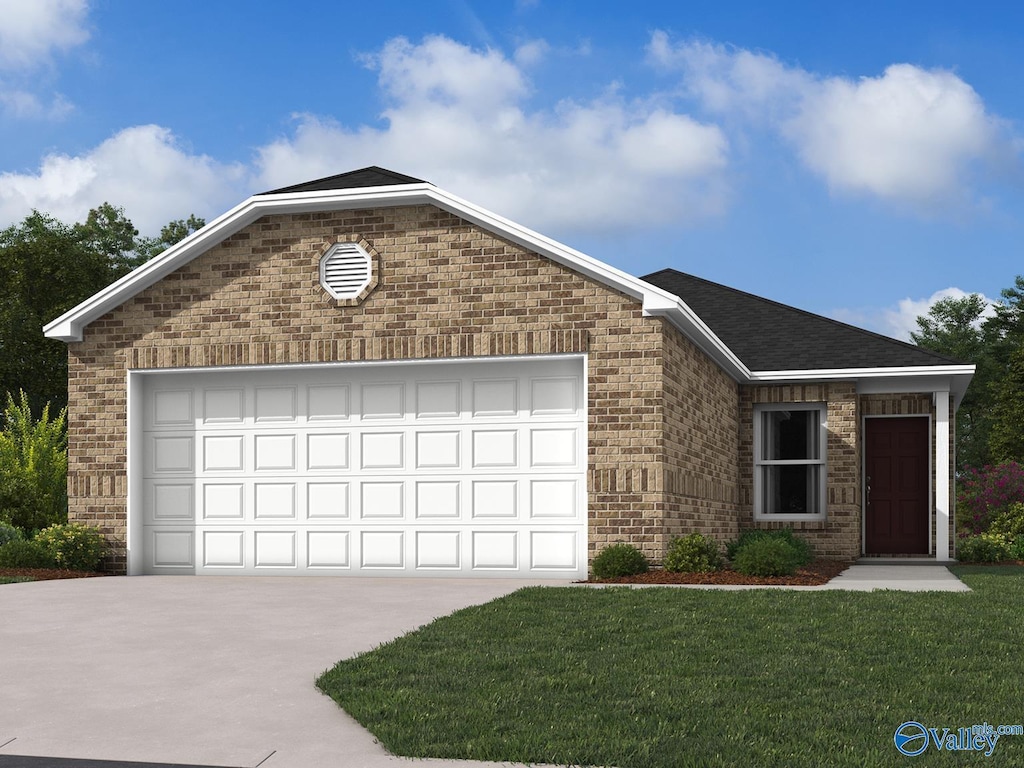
[320,242,372,300]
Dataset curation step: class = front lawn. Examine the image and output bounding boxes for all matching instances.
[317,566,1024,768]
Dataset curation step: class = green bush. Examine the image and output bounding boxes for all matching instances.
[0,539,56,568]
[987,502,1024,543]
[957,533,1012,563]
[0,521,22,547]
[727,528,813,566]
[663,533,723,573]
[732,538,802,577]
[34,523,105,571]
[592,543,649,579]
[0,392,68,531]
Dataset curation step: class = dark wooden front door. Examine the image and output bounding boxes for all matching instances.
[865,417,929,554]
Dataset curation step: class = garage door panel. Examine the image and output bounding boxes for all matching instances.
[153,389,194,427]
[472,430,518,467]
[255,387,297,423]
[416,380,460,419]
[307,482,350,519]
[254,530,297,568]
[204,435,244,471]
[149,482,194,523]
[141,357,586,577]
[202,483,244,520]
[306,530,350,568]
[308,385,350,421]
[306,433,350,470]
[150,529,195,569]
[471,530,519,569]
[203,388,244,424]
[415,530,461,569]
[361,382,405,420]
[415,481,461,519]
[360,530,405,568]
[202,530,245,568]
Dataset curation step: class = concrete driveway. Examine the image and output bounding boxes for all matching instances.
[0,576,566,768]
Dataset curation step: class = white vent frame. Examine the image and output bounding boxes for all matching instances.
[319,242,373,300]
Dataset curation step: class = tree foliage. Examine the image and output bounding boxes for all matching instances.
[0,205,204,413]
[912,277,1024,470]
[0,391,67,531]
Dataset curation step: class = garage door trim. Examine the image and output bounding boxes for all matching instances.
[126,353,588,577]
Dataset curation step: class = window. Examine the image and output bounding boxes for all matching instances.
[753,403,826,519]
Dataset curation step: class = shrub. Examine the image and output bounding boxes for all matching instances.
[727,528,813,567]
[663,533,723,573]
[0,539,56,568]
[0,392,68,531]
[957,533,1012,564]
[957,463,1024,535]
[0,521,22,547]
[732,538,801,577]
[34,523,105,571]
[592,543,649,579]
[987,502,1024,543]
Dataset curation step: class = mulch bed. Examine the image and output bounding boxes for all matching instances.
[585,559,853,586]
[0,567,107,581]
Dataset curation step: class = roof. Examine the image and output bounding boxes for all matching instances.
[260,166,426,195]
[643,269,964,371]
[43,167,973,403]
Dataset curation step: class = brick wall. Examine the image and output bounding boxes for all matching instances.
[67,204,678,571]
[739,383,861,559]
[660,324,741,555]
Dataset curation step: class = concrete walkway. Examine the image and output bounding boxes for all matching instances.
[824,563,971,592]
[0,565,969,768]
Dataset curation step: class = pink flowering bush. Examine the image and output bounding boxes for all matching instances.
[958,462,1024,535]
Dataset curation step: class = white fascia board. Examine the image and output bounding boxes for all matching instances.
[42,181,746,382]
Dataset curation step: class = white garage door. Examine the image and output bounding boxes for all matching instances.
[138,356,586,577]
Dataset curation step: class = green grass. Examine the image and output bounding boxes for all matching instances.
[0,576,33,583]
[317,566,1024,768]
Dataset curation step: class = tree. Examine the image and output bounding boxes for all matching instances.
[135,214,205,265]
[911,294,993,470]
[912,277,1024,470]
[0,205,204,414]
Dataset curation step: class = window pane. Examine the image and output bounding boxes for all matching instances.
[761,465,821,515]
[761,409,820,461]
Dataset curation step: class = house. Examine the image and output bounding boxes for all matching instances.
[44,167,975,577]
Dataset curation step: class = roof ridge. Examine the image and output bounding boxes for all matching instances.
[258,166,427,196]
[642,268,967,367]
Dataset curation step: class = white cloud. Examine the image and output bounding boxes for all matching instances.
[0,125,247,234]
[650,33,1015,212]
[833,287,996,341]
[0,0,90,70]
[0,87,72,119]
[257,35,729,234]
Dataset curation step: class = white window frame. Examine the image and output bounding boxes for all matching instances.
[753,402,827,521]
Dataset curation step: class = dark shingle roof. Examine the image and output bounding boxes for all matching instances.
[643,268,964,371]
[259,166,427,195]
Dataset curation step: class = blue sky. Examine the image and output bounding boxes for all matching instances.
[0,1,1021,340]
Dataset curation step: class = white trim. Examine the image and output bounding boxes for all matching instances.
[862,413,933,558]
[753,403,827,522]
[44,179,973,392]
[935,391,951,562]
[126,371,145,575]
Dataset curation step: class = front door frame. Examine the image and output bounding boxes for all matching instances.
[862,413,932,556]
